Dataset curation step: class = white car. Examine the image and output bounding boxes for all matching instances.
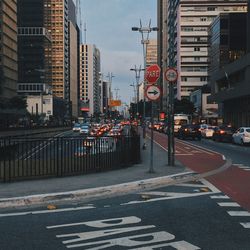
[232,127,250,145]
[201,126,216,138]
[72,123,81,132]
[80,125,90,135]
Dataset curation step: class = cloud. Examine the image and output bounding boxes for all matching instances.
[81,0,157,104]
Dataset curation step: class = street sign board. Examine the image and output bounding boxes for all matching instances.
[109,100,121,107]
[145,64,161,84]
[164,67,178,82]
[145,85,161,101]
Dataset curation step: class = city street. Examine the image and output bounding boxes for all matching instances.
[150,130,250,212]
[0,178,249,249]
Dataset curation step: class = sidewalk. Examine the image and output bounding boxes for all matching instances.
[0,137,190,208]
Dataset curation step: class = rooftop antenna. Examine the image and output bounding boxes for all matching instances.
[84,22,87,44]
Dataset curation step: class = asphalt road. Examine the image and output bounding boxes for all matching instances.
[0,179,249,249]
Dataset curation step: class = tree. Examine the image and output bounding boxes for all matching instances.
[174,98,195,115]
[8,96,27,110]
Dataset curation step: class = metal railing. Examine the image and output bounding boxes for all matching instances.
[0,135,140,182]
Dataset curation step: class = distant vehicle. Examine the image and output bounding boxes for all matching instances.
[72,123,81,132]
[177,124,201,140]
[201,126,217,138]
[80,125,90,135]
[232,127,250,145]
[74,138,115,157]
[174,114,191,133]
[212,125,236,142]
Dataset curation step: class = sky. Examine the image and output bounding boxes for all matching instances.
[80,0,157,104]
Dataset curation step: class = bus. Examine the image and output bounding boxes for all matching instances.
[174,114,191,133]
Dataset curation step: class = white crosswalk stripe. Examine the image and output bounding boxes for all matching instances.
[227,211,250,216]
[240,222,250,228]
[210,195,230,199]
[233,164,250,171]
[212,197,250,230]
[217,202,241,207]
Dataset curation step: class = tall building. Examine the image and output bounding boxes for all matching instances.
[146,39,157,66]
[167,0,247,100]
[80,44,101,116]
[68,0,80,118]
[17,0,52,96]
[0,0,18,100]
[157,0,168,112]
[209,12,247,75]
[47,0,69,116]
[208,10,250,127]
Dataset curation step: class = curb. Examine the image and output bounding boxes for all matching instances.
[0,159,232,209]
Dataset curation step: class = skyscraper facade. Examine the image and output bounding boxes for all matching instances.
[146,39,158,66]
[80,44,101,116]
[68,0,80,118]
[157,0,168,112]
[167,0,247,100]
[0,0,18,100]
[17,0,52,96]
[47,0,69,113]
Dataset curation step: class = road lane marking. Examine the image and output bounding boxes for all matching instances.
[176,140,217,156]
[147,136,193,155]
[175,183,208,188]
[233,164,250,171]
[0,205,95,218]
[227,211,250,216]
[48,216,200,249]
[240,222,250,228]
[47,216,142,229]
[217,202,241,207]
[120,191,218,206]
[210,195,230,199]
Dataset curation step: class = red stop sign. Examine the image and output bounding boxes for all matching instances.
[145,64,161,84]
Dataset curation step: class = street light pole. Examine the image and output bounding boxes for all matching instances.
[130,65,144,120]
[106,72,115,118]
[131,19,158,150]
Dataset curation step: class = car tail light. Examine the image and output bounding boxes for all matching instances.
[220,130,225,134]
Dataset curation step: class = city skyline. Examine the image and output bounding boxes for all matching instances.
[81,0,157,104]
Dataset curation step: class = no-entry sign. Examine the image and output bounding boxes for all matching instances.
[164,67,178,82]
[145,64,161,84]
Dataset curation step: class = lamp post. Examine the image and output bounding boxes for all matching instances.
[131,19,158,149]
[130,65,144,120]
[106,72,115,117]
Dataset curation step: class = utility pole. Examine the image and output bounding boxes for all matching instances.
[130,65,144,120]
[131,19,158,150]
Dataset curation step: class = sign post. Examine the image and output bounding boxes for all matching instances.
[164,67,178,166]
[145,65,161,173]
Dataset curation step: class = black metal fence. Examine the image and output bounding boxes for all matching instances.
[0,135,140,182]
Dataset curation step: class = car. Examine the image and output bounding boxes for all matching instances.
[74,140,115,157]
[212,125,236,142]
[177,124,201,140]
[72,123,81,132]
[232,127,250,145]
[201,126,217,138]
[80,125,90,135]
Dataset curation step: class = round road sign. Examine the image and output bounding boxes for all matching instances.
[164,67,178,82]
[145,85,161,101]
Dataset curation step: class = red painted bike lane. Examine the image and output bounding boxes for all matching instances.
[147,130,250,211]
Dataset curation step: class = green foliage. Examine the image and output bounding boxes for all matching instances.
[8,96,27,110]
